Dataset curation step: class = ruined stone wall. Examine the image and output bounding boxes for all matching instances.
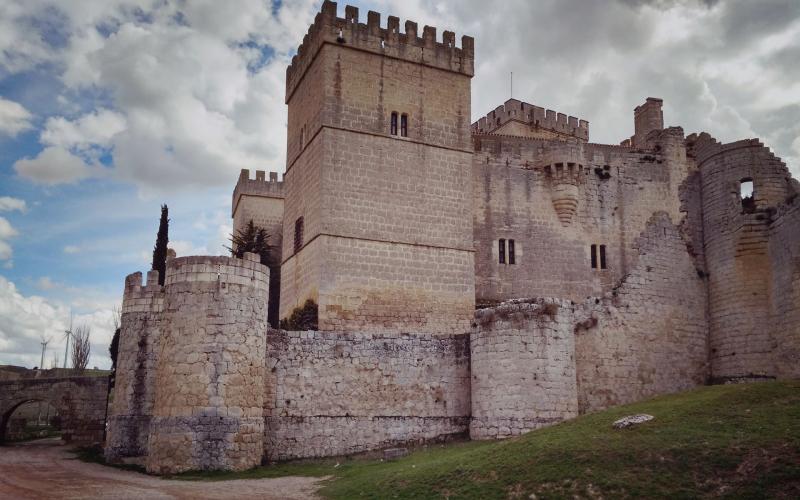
[694,136,797,380]
[281,4,476,332]
[263,330,470,460]
[472,126,686,304]
[146,254,269,474]
[769,196,800,378]
[105,269,163,461]
[470,299,578,439]
[574,212,709,412]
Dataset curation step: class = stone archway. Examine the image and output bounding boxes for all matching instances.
[0,376,109,445]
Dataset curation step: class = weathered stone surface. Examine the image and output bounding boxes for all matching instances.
[0,376,108,445]
[103,1,800,475]
[264,329,470,461]
[613,414,654,429]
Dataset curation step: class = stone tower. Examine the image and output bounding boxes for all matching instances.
[279,1,476,333]
[145,255,269,474]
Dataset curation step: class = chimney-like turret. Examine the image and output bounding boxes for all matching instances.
[632,97,663,147]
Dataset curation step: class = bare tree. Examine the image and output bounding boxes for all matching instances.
[71,325,91,372]
[50,351,60,369]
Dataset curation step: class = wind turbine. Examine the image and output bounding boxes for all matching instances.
[38,333,51,424]
[63,311,73,369]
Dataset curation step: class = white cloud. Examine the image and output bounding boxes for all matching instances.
[13,146,93,185]
[63,245,80,254]
[41,108,126,152]
[36,276,58,290]
[0,240,12,262]
[0,96,33,136]
[0,216,18,262]
[0,275,116,369]
[0,196,27,213]
[0,217,18,240]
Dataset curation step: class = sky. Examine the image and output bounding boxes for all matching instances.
[0,0,798,370]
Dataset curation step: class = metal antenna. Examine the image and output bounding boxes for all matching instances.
[510,72,513,99]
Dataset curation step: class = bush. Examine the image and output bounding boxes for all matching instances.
[279,300,318,330]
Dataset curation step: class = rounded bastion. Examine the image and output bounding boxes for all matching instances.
[146,254,269,474]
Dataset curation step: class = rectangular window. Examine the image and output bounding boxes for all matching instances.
[294,217,304,254]
[390,112,398,135]
[499,239,506,264]
[508,239,516,265]
[400,114,408,137]
[600,245,607,270]
[590,244,597,269]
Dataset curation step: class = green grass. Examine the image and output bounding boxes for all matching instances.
[174,380,800,499]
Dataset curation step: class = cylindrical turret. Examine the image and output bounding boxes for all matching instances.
[105,269,164,462]
[146,254,269,474]
[696,137,794,380]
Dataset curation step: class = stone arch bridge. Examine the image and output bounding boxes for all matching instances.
[0,376,109,445]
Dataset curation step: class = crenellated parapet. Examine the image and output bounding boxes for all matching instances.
[471,99,589,141]
[231,168,284,218]
[121,270,164,315]
[286,1,474,102]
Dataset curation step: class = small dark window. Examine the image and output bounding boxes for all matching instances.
[390,112,398,135]
[740,178,755,213]
[499,239,506,264]
[599,245,607,270]
[400,114,408,137]
[300,125,305,149]
[590,244,597,269]
[294,217,304,254]
[508,239,516,265]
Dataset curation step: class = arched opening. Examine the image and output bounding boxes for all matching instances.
[740,178,755,213]
[0,399,61,445]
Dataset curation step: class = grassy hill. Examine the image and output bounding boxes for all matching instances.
[186,380,800,498]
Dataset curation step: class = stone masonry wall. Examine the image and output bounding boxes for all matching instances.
[575,212,709,413]
[1,377,108,445]
[694,136,797,380]
[470,299,579,439]
[281,1,475,332]
[472,126,686,304]
[263,330,470,460]
[146,254,269,474]
[768,195,800,378]
[105,269,163,461]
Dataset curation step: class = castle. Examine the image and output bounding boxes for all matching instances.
[105,2,800,474]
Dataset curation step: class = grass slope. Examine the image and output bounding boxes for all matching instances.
[181,381,799,498]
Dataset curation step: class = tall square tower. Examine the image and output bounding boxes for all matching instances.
[280,1,475,334]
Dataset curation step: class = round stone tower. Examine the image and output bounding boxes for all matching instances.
[695,135,796,380]
[146,254,269,474]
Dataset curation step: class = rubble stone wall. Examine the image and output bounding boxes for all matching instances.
[263,330,470,460]
[470,299,579,439]
[575,212,709,412]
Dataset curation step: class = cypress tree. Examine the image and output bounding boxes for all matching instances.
[151,204,169,286]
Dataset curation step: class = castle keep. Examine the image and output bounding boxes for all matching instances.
[106,2,800,474]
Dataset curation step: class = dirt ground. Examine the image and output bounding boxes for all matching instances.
[0,439,325,499]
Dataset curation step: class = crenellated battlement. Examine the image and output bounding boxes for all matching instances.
[122,270,164,315]
[471,99,589,141]
[232,168,284,217]
[164,254,269,291]
[286,1,474,102]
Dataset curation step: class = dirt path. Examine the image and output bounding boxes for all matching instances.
[0,439,325,499]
